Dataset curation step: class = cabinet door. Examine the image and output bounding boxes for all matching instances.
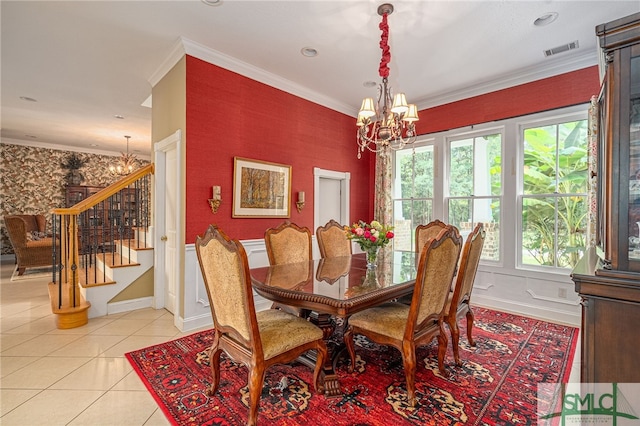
[628,46,640,265]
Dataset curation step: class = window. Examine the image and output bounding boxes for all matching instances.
[392,145,434,252]
[520,119,588,270]
[447,133,502,261]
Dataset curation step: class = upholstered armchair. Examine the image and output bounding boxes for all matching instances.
[195,225,327,426]
[4,214,57,275]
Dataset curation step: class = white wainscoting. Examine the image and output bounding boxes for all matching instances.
[178,240,581,332]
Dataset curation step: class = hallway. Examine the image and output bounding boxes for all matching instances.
[0,258,202,425]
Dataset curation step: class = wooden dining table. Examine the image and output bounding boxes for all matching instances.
[250,251,419,397]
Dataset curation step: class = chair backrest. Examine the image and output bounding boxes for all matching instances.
[265,221,312,265]
[407,226,462,336]
[415,219,448,262]
[450,223,485,312]
[4,215,47,248]
[316,219,352,258]
[195,225,261,354]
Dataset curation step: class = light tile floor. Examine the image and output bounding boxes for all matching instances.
[0,257,581,425]
[0,258,208,426]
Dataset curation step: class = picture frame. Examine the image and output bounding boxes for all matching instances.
[232,157,291,218]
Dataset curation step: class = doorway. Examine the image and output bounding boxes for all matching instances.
[314,167,351,230]
[154,130,182,320]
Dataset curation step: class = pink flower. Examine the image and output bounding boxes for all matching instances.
[355,227,364,236]
[386,231,394,239]
[369,235,377,242]
[364,230,371,238]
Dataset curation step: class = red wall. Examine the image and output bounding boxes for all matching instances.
[415,66,600,134]
[184,59,601,243]
[185,56,371,243]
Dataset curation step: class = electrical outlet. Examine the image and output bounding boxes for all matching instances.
[558,288,567,299]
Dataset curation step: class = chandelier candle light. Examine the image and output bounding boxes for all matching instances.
[356,3,419,158]
[109,135,138,176]
[345,220,395,269]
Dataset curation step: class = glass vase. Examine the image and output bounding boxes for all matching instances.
[365,246,379,270]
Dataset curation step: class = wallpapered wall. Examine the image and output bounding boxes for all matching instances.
[0,143,150,255]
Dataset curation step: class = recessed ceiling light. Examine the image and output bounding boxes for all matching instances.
[25,134,37,138]
[20,96,37,102]
[534,12,558,27]
[114,114,125,119]
[90,143,98,147]
[201,0,222,6]
[301,47,318,58]
[363,81,377,88]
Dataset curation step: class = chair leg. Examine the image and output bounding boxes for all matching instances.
[401,341,417,407]
[344,327,357,373]
[313,342,328,394]
[437,324,449,379]
[247,365,266,426]
[448,317,462,366]
[466,307,476,347]
[17,267,26,276]
[207,345,222,396]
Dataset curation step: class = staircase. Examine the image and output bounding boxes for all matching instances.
[49,165,154,329]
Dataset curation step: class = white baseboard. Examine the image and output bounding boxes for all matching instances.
[107,296,154,315]
[473,294,581,327]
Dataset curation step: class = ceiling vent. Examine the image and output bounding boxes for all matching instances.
[544,40,579,57]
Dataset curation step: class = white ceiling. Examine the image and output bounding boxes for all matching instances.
[2,1,639,157]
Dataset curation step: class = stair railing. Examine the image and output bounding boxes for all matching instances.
[50,164,154,311]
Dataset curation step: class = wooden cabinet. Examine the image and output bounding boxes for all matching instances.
[571,12,640,383]
[65,185,138,253]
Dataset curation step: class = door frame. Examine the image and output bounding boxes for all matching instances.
[153,130,182,320]
[313,167,351,230]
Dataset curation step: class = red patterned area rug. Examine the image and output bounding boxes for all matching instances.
[125,308,578,425]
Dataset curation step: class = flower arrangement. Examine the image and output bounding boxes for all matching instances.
[345,220,394,267]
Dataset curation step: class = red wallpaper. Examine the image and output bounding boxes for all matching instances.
[184,57,600,244]
[415,66,599,135]
[185,56,371,243]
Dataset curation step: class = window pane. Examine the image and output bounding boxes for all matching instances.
[522,196,557,267]
[486,134,503,196]
[523,125,557,195]
[556,195,587,268]
[448,198,471,227]
[395,146,433,199]
[393,200,413,252]
[450,139,473,196]
[557,121,589,195]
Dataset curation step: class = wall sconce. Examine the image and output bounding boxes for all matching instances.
[208,185,221,214]
[296,191,305,213]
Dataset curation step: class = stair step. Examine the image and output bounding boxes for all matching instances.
[77,265,116,287]
[97,252,141,268]
[115,239,154,251]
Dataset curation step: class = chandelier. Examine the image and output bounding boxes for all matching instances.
[356,3,419,159]
[109,135,137,176]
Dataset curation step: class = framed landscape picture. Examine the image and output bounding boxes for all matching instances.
[232,157,291,218]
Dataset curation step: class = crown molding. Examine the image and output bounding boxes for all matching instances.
[147,37,355,116]
[1,138,152,160]
[147,37,599,118]
[416,50,598,110]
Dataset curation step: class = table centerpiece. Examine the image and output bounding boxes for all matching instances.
[345,220,394,269]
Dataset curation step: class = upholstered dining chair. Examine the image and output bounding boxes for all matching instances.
[264,221,312,265]
[445,223,485,366]
[344,226,463,407]
[415,219,448,263]
[264,221,313,316]
[316,219,352,258]
[195,224,328,426]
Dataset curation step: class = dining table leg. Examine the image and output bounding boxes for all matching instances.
[306,311,348,398]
